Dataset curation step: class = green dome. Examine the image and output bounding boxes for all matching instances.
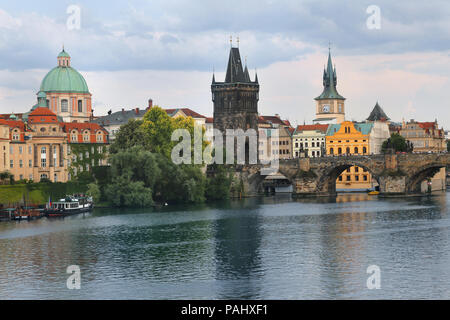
[58,49,70,58]
[40,66,90,94]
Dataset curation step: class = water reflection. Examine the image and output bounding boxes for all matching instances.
[0,193,450,299]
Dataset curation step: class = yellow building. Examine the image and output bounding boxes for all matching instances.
[326,121,375,190]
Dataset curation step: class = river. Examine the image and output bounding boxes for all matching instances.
[0,192,449,299]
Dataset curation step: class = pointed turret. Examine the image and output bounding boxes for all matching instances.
[367,102,390,121]
[225,47,248,83]
[315,50,345,101]
[243,65,251,82]
[255,71,258,84]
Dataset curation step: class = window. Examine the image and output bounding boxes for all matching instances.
[28,146,32,154]
[347,168,351,173]
[29,160,32,167]
[10,160,13,168]
[19,160,23,168]
[19,146,23,154]
[54,173,58,182]
[61,99,68,112]
[10,146,13,154]
[338,176,343,181]
[346,175,351,181]
[41,147,46,154]
[40,174,48,181]
[78,100,83,113]
[41,158,46,168]
[338,147,342,154]
[355,175,359,181]
[354,147,359,154]
[346,147,350,154]
[330,148,334,155]
[363,147,367,154]
[363,175,368,181]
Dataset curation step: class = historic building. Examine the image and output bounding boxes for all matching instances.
[292,124,328,158]
[365,102,391,154]
[326,121,374,190]
[313,50,346,124]
[398,119,446,191]
[399,120,446,153]
[211,45,259,133]
[0,108,108,183]
[31,48,92,123]
[258,115,293,161]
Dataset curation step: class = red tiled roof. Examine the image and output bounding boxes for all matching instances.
[260,115,285,125]
[295,124,329,133]
[206,117,213,124]
[62,122,108,133]
[29,107,57,117]
[164,108,206,119]
[417,122,436,130]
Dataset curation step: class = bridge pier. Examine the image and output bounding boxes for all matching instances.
[378,175,407,195]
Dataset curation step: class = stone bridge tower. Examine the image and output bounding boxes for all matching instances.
[211,44,259,133]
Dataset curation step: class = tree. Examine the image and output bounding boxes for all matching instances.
[86,183,101,203]
[109,119,145,154]
[105,176,153,207]
[447,140,450,152]
[205,165,233,200]
[382,133,410,153]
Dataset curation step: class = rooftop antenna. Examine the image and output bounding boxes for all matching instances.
[230,35,232,47]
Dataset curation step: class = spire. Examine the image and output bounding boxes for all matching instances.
[255,70,258,83]
[315,48,345,101]
[225,46,246,83]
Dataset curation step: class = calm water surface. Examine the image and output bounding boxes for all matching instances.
[1,193,450,299]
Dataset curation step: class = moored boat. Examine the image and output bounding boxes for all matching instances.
[44,195,93,217]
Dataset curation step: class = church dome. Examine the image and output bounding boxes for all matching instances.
[39,49,90,94]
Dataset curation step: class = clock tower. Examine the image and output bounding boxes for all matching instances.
[313,49,345,124]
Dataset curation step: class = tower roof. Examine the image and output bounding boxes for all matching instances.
[315,50,345,101]
[367,102,390,121]
[225,47,247,83]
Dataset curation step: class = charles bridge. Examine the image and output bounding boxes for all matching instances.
[232,153,450,196]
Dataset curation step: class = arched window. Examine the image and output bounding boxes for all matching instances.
[363,147,367,154]
[346,147,350,154]
[78,100,83,113]
[338,147,342,155]
[83,130,90,142]
[354,147,359,154]
[61,99,68,112]
[71,130,78,142]
[330,147,334,155]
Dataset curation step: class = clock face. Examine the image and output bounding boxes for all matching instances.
[323,105,330,113]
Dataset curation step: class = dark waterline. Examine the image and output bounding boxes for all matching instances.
[0,192,449,299]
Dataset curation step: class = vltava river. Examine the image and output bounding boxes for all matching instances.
[1,193,450,299]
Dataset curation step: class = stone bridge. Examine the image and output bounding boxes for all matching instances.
[233,153,450,196]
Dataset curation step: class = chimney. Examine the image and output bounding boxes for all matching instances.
[135,108,140,115]
[148,99,153,110]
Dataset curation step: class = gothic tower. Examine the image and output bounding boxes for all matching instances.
[211,45,259,133]
[313,49,345,124]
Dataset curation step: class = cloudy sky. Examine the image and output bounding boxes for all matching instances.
[0,0,449,128]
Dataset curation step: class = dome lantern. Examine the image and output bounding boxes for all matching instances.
[57,47,71,67]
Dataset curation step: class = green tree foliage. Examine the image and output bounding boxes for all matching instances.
[109,119,145,154]
[86,183,101,203]
[382,133,410,153]
[105,176,153,207]
[447,140,450,152]
[205,165,233,201]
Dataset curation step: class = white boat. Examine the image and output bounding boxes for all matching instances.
[45,195,93,217]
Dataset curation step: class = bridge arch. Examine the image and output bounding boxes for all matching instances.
[315,161,380,195]
[406,162,446,193]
